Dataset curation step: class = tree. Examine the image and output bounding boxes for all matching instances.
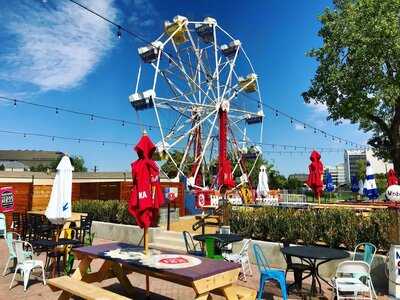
[49,155,87,172]
[286,176,303,192]
[0,164,4,171]
[302,0,400,174]
[357,159,366,181]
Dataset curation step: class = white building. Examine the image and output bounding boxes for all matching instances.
[344,149,393,183]
[325,163,346,186]
[0,161,29,172]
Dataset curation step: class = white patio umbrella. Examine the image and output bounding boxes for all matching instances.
[256,165,269,198]
[45,156,74,225]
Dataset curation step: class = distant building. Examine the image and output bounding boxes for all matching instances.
[344,149,393,183]
[288,173,308,183]
[324,163,346,186]
[0,150,64,169]
[0,161,29,172]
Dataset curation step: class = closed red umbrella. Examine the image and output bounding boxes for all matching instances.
[128,134,164,229]
[387,169,399,187]
[306,150,324,203]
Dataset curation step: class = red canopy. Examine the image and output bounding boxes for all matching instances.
[306,150,324,198]
[128,135,164,229]
[387,169,399,187]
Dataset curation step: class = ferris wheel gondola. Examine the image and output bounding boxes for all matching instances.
[129,15,264,203]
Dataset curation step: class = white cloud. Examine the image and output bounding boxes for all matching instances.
[125,0,158,30]
[294,123,305,131]
[0,0,118,92]
[306,102,328,115]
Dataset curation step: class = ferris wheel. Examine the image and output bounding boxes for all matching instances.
[129,16,264,196]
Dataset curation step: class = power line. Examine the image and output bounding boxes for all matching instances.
[64,0,366,149]
[1,94,361,152]
[0,128,349,155]
[0,95,158,130]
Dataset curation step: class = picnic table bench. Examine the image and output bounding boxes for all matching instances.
[47,242,256,300]
[48,276,130,300]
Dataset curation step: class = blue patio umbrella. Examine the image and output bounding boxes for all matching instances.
[351,176,359,193]
[325,172,335,192]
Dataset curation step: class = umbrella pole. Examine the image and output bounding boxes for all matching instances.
[144,228,149,255]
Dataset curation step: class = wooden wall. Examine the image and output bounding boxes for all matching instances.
[0,183,32,227]
[2,180,186,229]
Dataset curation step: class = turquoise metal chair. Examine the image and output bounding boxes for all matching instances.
[353,242,377,297]
[253,243,288,300]
[0,213,6,239]
[353,243,376,265]
[2,232,30,276]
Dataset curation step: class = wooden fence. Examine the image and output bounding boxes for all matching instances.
[2,180,185,226]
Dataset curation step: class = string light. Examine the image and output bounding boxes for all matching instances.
[64,0,365,149]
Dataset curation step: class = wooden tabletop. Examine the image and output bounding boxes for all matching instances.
[73,242,241,283]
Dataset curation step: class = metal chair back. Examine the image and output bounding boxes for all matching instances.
[13,240,32,264]
[5,232,18,258]
[239,238,251,256]
[182,231,196,253]
[336,260,370,277]
[0,213,6,238]
[354,242,376,265]
[253,243,270,274]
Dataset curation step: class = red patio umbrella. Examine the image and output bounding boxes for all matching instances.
[387,169,399,187]
[306,150,324,204]
[128,134,164,253]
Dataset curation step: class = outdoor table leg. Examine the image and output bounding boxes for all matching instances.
[316,259,334,288]
[146,273,150,297]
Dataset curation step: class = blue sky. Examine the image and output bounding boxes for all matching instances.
[0,0,369,176]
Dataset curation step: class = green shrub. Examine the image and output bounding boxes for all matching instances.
[229,206,394,251]
[73,200,136,225]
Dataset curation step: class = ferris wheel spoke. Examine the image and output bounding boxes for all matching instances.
[192,111,219,183]
[163,52,217,105]
[185,25,218,102]
[168,108,218,149]
[156,66,197,106]
[220,46,240,101]
[170,42,199,103]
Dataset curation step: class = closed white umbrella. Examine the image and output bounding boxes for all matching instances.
[45,156,74,225]
[257,165,269,198]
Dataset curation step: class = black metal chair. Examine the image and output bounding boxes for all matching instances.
[183,231,204,256]
[75,214,94,247]
[280,240,312,290]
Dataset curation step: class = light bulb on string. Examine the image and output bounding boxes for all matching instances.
[122,121,125,127]
[290,118,293,124]
[14,100,16,106]
[314,128,316,134]
[117,26,122,39]
[303,123,306,129]
[52,136,54,142]
[90,115,94,121]
[102,141,105,146]
[275,110,278,117]
[55,108,59,114]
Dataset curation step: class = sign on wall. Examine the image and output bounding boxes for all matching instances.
[0,187,14,213]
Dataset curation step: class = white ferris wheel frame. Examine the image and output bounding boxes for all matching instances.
[133,17,264,191]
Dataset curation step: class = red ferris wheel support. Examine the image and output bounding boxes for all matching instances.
[218,107,235,190]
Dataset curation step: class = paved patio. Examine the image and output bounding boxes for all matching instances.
[0,237,390,299]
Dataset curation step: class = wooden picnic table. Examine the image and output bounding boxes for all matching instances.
[48,242,256,300]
